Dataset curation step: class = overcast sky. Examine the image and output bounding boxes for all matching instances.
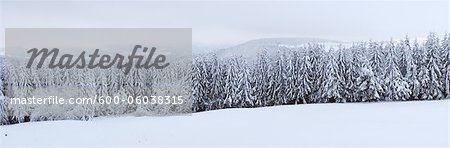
[1,0,449,51]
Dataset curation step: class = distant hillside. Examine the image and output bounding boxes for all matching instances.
[216,38,347,59]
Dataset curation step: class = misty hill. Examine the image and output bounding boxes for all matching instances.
[216,38,347,58]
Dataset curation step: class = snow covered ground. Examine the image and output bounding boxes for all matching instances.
[1,100,449,148]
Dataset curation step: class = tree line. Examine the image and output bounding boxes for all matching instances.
[0,59,192,125]
[192,33,450,111]
[0,32,449,124]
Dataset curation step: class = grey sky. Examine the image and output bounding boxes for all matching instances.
[6,28,191,62]
[1,0,449,51]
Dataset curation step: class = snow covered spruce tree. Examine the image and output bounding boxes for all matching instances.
[235,57,256,108]
[321,52,344,103]
[336,48,351,103]
[285,50,303,104]
[223,57,239,108]
[192,56,208,111]
[347,44,364,102]
[205,54,227,110]
[411,40,426,100]
[369,41,385,78]
[297,53,313,104]
[384,42,411,101]
[221,56,255,108]
[254,50,271,106]
[270,49,288,105]
[423,33,444,100]
[399,36,420,101]
[356,60,383,102]
[307,44,326,103]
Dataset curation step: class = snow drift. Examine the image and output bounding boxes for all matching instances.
[1,100,448,148]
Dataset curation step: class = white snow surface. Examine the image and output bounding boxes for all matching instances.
[1,100,449,148]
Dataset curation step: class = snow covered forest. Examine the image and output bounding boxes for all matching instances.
[0,32,449,125]
[192,33,450,111]
[0,59,193,125]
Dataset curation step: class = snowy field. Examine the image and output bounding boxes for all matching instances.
[1,100,449,148]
